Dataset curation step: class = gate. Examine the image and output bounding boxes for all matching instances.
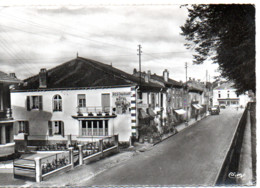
[13,158,36,181]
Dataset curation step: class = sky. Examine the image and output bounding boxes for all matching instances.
[0,2,221,82]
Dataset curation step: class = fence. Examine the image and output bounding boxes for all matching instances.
[41,151,71,175]
[215,103,251,185]
[13,135,119,182]
[13,158,36,181]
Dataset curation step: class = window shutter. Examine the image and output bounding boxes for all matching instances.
[39,96,43,110]
[61,121,64,137]
[25,121,30,135]
[48,121,53,136]
[14,121,19,135]
[26,96,31,111]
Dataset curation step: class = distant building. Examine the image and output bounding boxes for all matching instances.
[186,78,207,120]
[0,71,21,158]
[133,69,185,130]
[213,81,250,107]
[11,57,163,149]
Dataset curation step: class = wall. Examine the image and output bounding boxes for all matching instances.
[11,86,133,142]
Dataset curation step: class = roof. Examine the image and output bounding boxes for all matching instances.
[214,82,235,90]
[150,74,182,88]
[133,71,182,88]
[0,71,21,83]
[16,57,162,91]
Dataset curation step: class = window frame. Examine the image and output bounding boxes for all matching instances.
[78,94,86,108]
[17,121,29,134]
[53,94,62,112]
[27,95,43,111]
[48,120,64,137]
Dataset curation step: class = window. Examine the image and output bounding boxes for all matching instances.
[151,93,155,109]
[53,95,62,111]
[218,91,221,98]
[26,96,43,111]
[48,121,64,136]
[81,120,108,136]
[17,121,29,134]
[78,94,86,107]
[227,91,230,98]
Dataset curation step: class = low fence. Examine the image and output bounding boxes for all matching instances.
[13,135,119,182]
[215,103,251,185]
[13,158,36,181]
[41,151,71,175]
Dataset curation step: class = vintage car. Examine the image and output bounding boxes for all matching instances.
[210,105,220,115]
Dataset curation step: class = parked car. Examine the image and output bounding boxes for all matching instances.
[210,105,220,115]
[220,104,226,109]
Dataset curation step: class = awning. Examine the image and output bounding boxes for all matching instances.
[147,108,156,117]
[192,104,200,110]
[197,104,204,109]
[139,109,150,119]
[174,109,186,115]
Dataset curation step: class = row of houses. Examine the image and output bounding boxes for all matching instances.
[0,57,251,158]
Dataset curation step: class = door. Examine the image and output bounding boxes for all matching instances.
[102,94,110,113]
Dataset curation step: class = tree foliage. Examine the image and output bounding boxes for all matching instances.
[181,4,255,94]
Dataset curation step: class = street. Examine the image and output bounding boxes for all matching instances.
[80,108,243,186]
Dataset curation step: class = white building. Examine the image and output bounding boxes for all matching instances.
[11,57,163,148]
[213,81,250,107]
[0,71,21,158]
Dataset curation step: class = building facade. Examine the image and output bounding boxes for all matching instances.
[0,71,21,158]
[11,57,163,148]
[213,81,250,107]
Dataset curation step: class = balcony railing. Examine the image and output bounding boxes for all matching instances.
[77,106,111,115]
[0,108,13,120]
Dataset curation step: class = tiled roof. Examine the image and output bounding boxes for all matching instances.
[214,82,235,90]
[17,57,162,90]
[0,71,21,83]
[150,74,182,87]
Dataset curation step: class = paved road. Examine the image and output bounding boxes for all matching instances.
[81,108,243,186]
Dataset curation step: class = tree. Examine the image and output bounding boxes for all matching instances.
[181,4,255,94]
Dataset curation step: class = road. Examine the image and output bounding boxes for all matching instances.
[81,107,244,186]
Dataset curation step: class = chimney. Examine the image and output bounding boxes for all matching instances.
[163,69,169,82]
[39,68,47,88]
[147,70,151,81]
[9,73,16,78]
[144,74,149,83]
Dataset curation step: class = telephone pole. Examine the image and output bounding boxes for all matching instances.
[137,45,142,86]
[185,62,188,85]
[185,62,188,124]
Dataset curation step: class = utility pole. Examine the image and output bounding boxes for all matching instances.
[137,45,142,87]
[185,62,188,125]
[185,62,188,84]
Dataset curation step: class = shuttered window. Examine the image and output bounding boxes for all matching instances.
[48,121,64,137]
[17,121,29,135]
[26,96,43,111]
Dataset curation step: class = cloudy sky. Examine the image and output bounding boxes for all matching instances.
[0,3,220,82]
